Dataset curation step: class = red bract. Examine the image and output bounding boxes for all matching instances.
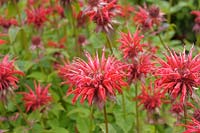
[0,56,23,102]
[84,0,120,32]
[59,49,127,109]
[21,81,52,112]
[155,47,200,103]
[136,83,164,112]
[127,53,155,83]
[26,7,51,28]
[191,10,200,33]
[193,109,200,122]
[183,118,200,133]
[118,30,144,59]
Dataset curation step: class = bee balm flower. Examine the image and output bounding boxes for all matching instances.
[0,55,23,102]
[59,49,127,109]
[155,47,200,103]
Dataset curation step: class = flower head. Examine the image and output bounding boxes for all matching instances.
[0,55,23,102]
[127,53,155,83]
[84,0,120,32]
[59,49,127,109]
[26,7,51,28]
[118,30,144,59]
[136,83,164,112]
[0,17,18,29]
[155,47,200,103]
[21,81,52,112]
[170,103,184,115]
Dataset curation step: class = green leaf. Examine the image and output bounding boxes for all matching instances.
[27,72,47,82]
[51,127,69,133]
[76,117,90,133]
[27,110,42,122]
[99,123,116,133]
[67,107,90,117]
[13,126,28,133]
[8,27,20,44]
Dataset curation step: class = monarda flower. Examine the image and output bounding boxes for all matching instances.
[136,83,164,112]
[0,17,18,29]
[127,53,155,84]
[155,47,200,103]
[118,30,144,59]
[21,81,52,112]
[191,10,200,33]
[59,49,127,109]
[193,109,200,122]
[170,103,184,115]
[84,0,120,32]
[133,5,164,31]
[0,55,23,102]
[26,6,51,28]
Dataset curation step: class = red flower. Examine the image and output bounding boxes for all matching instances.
[26,7,51,28]
[133,5,164,31]
[136,83,164,112]
[183,118,200,133]
[127,53,155,83]
[0,17,18,29]
[133,6,151,30]
[118,30,144,59]
[21,81,52,112]
[0,55,24,102]
[84,0,120,32]
[155,47,200,103]
[59,49,127,109]
[191,10,200,33]
[119,4,134,18]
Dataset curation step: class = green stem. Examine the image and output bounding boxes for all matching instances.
[90,107,94,133]
[183,103,187,125]
[103,106,108,133]
[11,94,30,127]
[135,83,140,133]
[158,34,170,53]
[122,93,126,119]
[105,34,113,54]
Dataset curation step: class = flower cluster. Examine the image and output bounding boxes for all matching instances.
[136,83,164,112]
[21,81,52,112]
[0,17,18,29]
[83,0,120,32]
[155,47,200,103]
[133,5,164,31]
[0,56,24,102]
[59,49,127,109]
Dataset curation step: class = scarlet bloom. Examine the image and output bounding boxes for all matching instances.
[0,17,18,29]
[191,10,200,33]
[136,83,164,112]
[21,81,52,112]
[183,118,200,133]
[59,49,127,109]
[133,5,164,31]
[155,47,200,103]
[118,30,144,59]
[0,55,23,102]
[85,0,120,32]
[26,7,51,28]
[126,52,155,84]
[133,6,151,30]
